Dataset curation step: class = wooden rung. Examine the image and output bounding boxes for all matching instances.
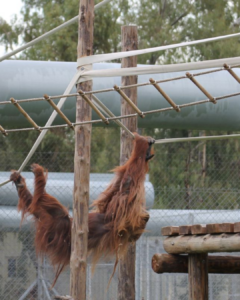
[149,78,180,112]
[161,226,179,236]
[163,223,235,236]
[206,223,220,233]
[224,64,240,84]
[92,95,135,139]
[44,94,74,130]
[10,98,41,131]
[113,85,144,118]
[191,224,207,235]
[206,223,234,234]
[78,90,109,125]
[186,72,217,104]
[179,225,191,235]
[0,125,8,136]
[220,223,234,233]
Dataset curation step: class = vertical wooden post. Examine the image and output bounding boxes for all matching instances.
[118,25,138,300]
[70,0,94,299]
[188,253,208,300]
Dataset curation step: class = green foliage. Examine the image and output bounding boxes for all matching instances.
[0,127,121,173]
[123,0,240,64]
[0,0,123,61]
[143,128,240,209]
[1,0,240,62]
[0,16,23,54]
[91,127,120,172]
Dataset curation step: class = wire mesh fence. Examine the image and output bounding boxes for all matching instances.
[1,126,240,299]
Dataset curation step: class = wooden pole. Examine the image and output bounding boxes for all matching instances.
[118,25,138,300]
[70,0,94,298]
[188,253,208,300]
[152,253,240,274]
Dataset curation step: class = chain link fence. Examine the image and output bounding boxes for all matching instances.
[1,127,240,299]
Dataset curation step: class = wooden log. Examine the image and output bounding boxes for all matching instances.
[70,0,94,299]
[164,233,240,254]
[191,224,207,235]
[161,226,179,236]
[118,25,138,300]
[188,253,208,300]
[152,254,188,273]
[152,253,240,274]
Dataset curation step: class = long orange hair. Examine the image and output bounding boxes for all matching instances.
[10,132,154,286]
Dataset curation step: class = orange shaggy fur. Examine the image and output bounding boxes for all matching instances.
[10,132,154,286]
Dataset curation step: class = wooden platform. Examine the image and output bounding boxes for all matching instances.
[156,222,240,300]
[161,222,240,236]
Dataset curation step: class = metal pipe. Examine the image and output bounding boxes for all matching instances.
[0,172,154,209]
[18,280,37,300]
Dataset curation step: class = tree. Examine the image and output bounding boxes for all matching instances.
[0,0,123,61]
[1,0,240,62]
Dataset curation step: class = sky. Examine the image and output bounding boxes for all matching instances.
[0,0,23,56]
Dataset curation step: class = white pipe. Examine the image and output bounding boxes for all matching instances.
[18,280,37,300]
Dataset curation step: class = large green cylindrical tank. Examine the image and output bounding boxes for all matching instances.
[1,60,240,130]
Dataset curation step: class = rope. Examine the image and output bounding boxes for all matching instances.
[2,90,240,134]
[77,34,240,66]
[92,95,135,138]
[77,59,240,83]
[155,133,240,144]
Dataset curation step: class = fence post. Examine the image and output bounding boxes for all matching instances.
[70,0,94,298]
[118,24,138,300]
